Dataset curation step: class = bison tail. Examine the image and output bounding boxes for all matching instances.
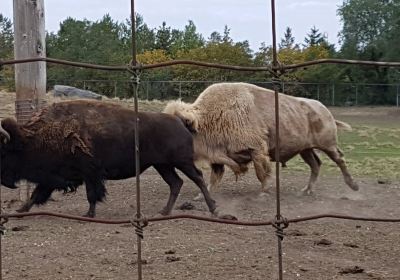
[335,120,352,131]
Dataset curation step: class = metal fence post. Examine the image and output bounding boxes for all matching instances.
[145,81,149,100]
[355,84,358,106]
[114,81,117,98]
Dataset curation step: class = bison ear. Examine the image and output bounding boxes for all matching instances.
[184,118,199,134]
[176,112,199,134]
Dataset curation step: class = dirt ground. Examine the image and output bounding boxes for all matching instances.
[2,169,400,280]
[1,91,400,279]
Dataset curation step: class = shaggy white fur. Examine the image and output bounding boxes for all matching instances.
[164,82,359,196]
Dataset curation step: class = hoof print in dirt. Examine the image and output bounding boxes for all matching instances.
[377,178,391,185]
[286,229,307,236]
[218,214,238,221]
[299,267,309,272]
[314,238,332,246]
[11,226,29,232]
[343,242,359,248]
[164,249,176,255]
[165,256,181,263]
[178,202,195,211]
[130,259,148,265]
[4,199,19,208]
[339,265,364,275]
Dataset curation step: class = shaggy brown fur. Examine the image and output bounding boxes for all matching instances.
[0,100,217,217]
[23,112,92,156]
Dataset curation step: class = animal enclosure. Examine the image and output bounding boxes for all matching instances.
[1,0,400,279]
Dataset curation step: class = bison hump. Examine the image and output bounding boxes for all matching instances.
[23,118,92,156]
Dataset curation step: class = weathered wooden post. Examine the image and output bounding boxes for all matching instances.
[13,0,46,201]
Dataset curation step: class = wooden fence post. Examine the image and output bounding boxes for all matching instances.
[13,0,46,201]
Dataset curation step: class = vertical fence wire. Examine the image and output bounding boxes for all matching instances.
[0,143,2,280]
[130,0,143,279]
[270,1,284,279]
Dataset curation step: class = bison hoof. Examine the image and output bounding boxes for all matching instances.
[16,205,30,213]
[159,208,171,216]
[301,187,313,196]
[350,182,359,191]
[83,212,95,218]
[258,191,270,198]
[193,193,204,201]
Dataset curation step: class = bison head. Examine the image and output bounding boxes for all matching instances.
[163,100,199,133]
[0,118,23,189]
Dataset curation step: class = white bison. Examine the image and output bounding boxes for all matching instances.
[163,82,359,196]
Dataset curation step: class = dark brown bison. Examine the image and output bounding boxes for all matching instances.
[0,100,216,217]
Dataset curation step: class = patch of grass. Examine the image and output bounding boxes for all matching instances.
[284,121,400,179]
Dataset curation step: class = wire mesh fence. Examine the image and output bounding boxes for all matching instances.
[1,0,400,279]
[1,78,400,106]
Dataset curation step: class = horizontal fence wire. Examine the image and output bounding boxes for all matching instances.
[3,57,400,73]
[1,211,400,226]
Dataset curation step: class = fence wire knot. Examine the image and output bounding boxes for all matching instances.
[272,215,289,240]
[271,76,283,92]
[271,60,286,77]
[129,68,142,86]
[131,214,149,239]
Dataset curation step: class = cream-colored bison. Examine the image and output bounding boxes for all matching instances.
[163,82,359,197]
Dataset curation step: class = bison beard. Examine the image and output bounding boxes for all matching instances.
[0,100,216,217]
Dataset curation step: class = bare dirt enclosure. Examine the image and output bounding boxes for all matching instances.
[1,91,400,279]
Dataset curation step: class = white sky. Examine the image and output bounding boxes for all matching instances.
[1,0,343,51]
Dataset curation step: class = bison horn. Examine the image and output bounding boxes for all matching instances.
[0,122,10,144]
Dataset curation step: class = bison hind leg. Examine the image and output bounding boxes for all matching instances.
[323,147,359,191]
[154,164,184,215]
[16,184,54,213]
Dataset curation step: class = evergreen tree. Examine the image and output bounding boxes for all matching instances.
[0,14,13,59]
[155,22,172,53]
[208,31,222,43]
[304,26,326,47]
[279,27,297,49]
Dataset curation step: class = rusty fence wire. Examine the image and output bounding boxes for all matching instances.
[1,0,400,279]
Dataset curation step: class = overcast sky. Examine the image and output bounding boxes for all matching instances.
[2,0,343,51]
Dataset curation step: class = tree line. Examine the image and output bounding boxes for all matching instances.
[1,0,400,104]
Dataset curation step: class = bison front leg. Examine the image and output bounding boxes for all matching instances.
[300,149,322,195]
[177,163,217,214]
[154,165,184,215]
[84,179,106,218]
[250,149,272,194]
[193,163,225,201]
[16,184,53,213]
